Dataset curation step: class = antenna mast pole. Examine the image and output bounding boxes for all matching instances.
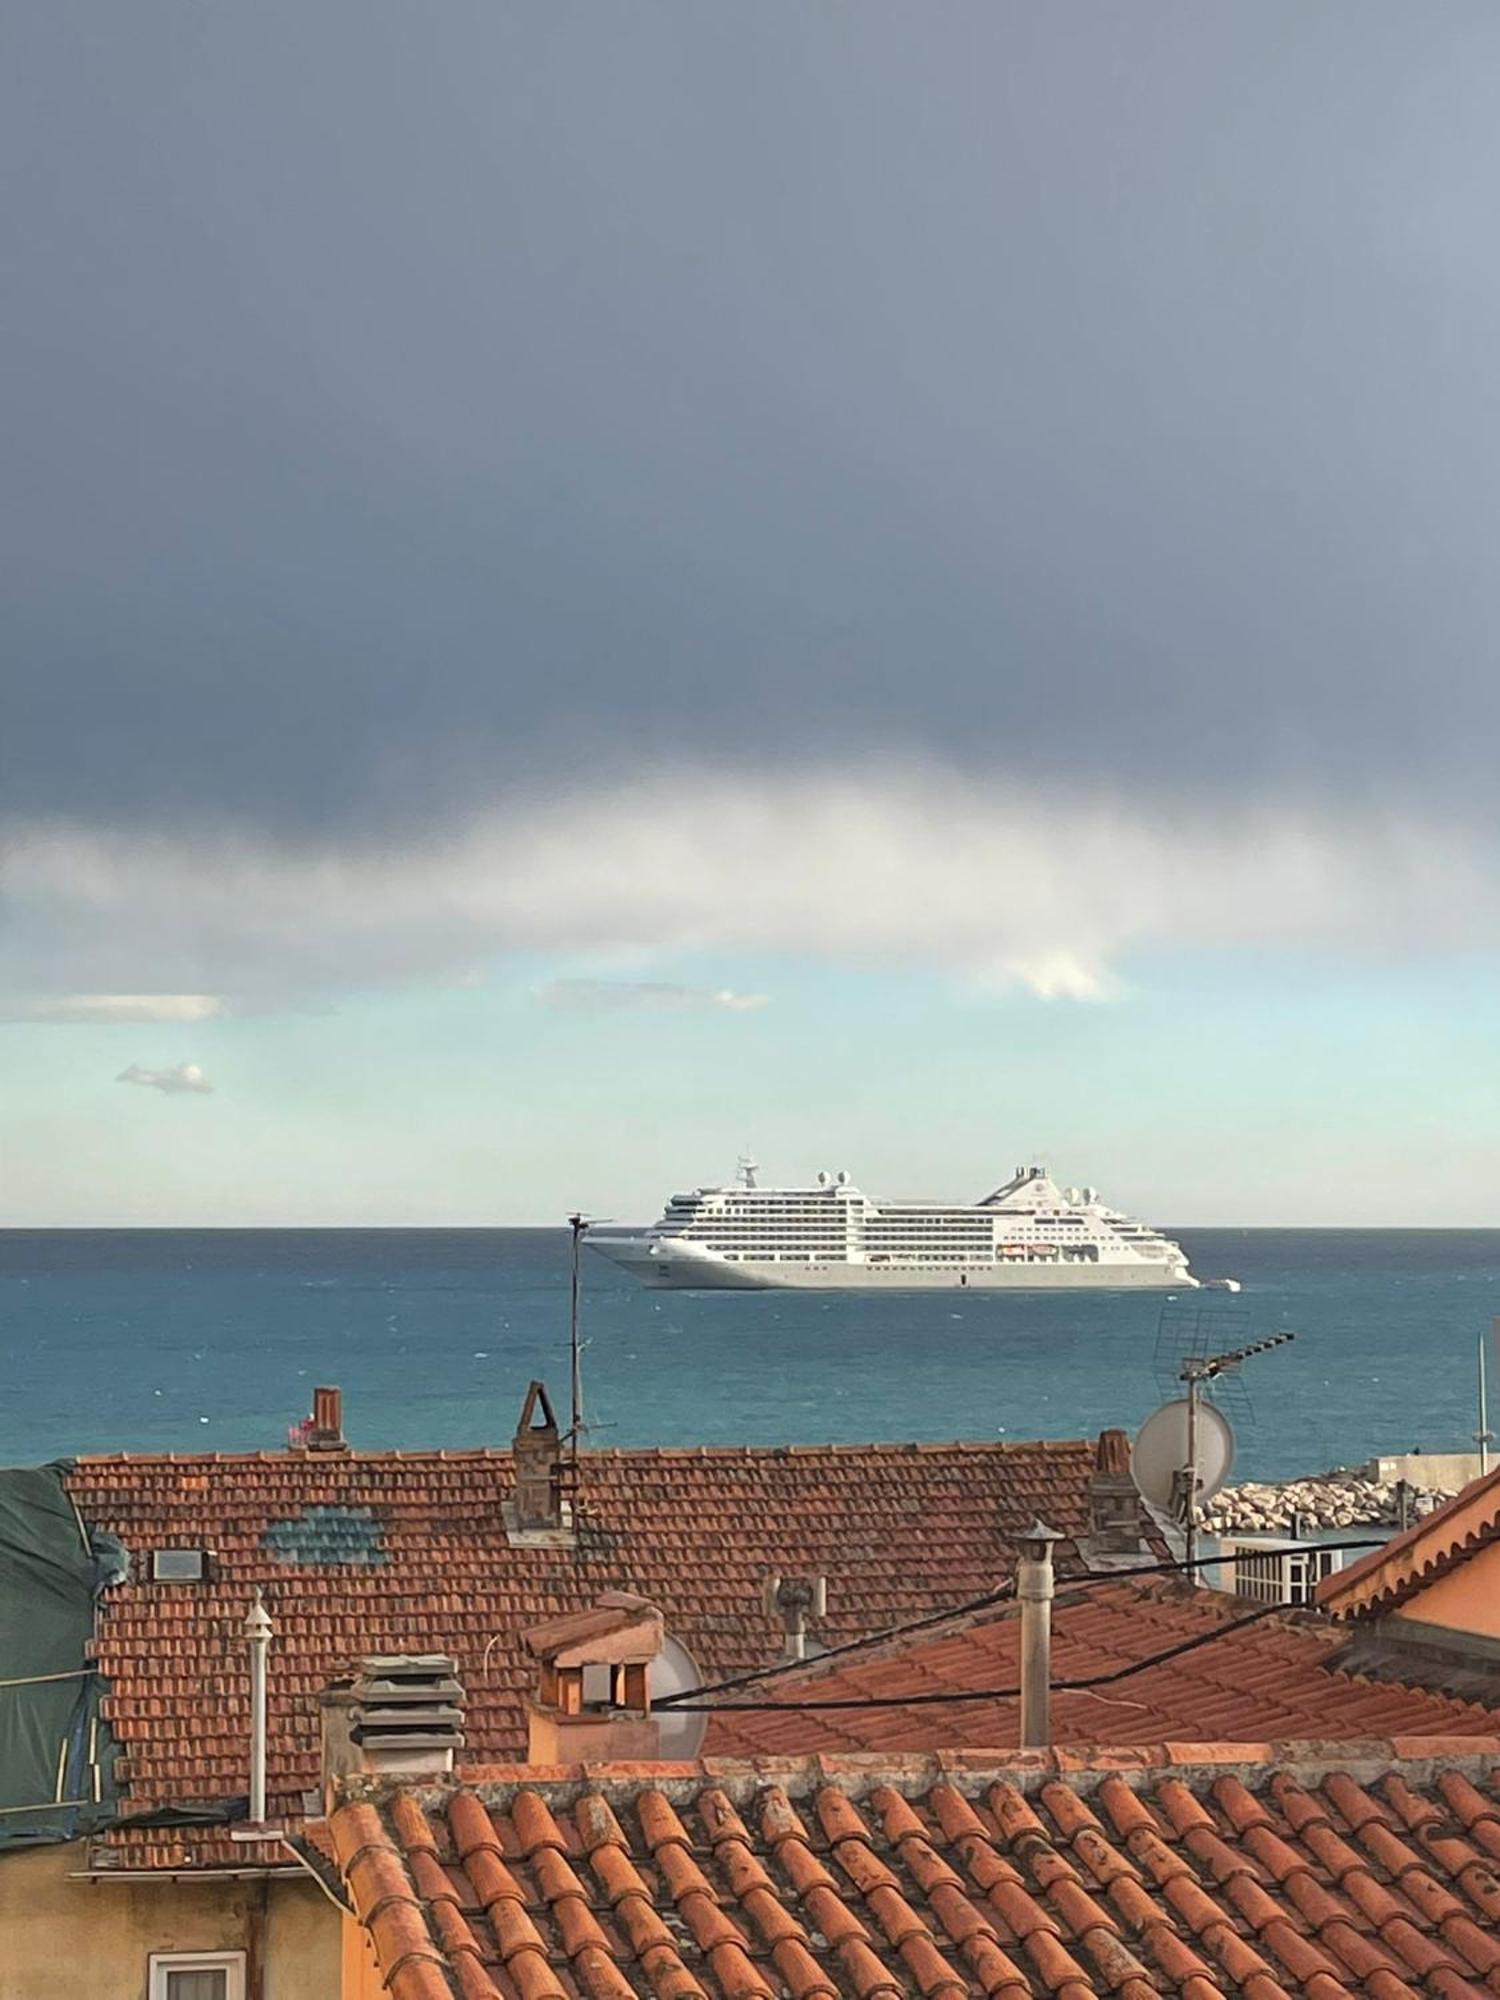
[1177,1330,1296,1576]
[567,1212,588,1472]
[1479,1323,1494,1478]
[1183,1366,1201,1574]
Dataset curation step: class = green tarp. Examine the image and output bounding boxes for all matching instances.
[0,1464,120,1847]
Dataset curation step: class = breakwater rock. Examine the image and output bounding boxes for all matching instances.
[1201,1468,1456,1536]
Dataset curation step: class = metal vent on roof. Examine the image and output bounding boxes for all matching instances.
[349,1654,465,1760]
[151,1548,210,1582]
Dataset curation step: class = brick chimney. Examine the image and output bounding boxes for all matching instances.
[290,1385,348,1454]
[1087,1426,1145,1558]
[320,1654,464,1808]
[522,1592,663,1764]
[512,1380,564,1531]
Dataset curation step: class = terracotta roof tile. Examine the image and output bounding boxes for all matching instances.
[63,1432,1118,1868]
[328,1749,1500,2000]
[703,1580,1500,1763]
[1318,1466,1500,1620]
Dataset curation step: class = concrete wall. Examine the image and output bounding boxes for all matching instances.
[1365,1452,1486,1492]
[0,1843,343,2000]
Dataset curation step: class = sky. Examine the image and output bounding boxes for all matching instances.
[4,2,1500,1225]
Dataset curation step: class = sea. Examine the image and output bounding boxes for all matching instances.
[1,1229,1496,1480]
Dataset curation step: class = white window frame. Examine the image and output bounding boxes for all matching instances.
[147,1951,246,2000]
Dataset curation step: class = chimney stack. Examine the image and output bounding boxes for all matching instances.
[512,1380,564,1531]
[1087,1427,1144,1558]
[522,1592,663,1764]
[1017,1519,1061,1751]
[762,1573,827,1662]
[289,1385,348,1454]
[320,1655,465,1808]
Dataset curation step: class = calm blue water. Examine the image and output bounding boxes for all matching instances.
[0,1230,1494,1479]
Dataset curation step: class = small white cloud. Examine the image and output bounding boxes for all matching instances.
[986,954,1116,1002]
[5,994,226,1025]
[538,978,770,1014]
[116,1062,214,1095]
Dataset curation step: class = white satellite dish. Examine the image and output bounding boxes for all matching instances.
[650,1633,710,1760]
[1131,1396,1235,1515]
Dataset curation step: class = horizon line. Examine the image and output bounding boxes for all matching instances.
[5,1220,1500,1233]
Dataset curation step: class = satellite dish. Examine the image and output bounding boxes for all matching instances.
[1131,1397,1235,1514]
[650,1633,709,1760]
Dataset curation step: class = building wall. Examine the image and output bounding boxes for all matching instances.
[1398,1537,1500,1640]
[341,1910,389,2000]
[0,1843,342,2000]
[1367,1452,1486,1494]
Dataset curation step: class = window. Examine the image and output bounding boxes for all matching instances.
[151,1548,210,1582]
[148,1953,245,2000]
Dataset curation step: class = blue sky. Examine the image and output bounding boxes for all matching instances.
[7,946,1499,1225]
[5,3,1500,1223]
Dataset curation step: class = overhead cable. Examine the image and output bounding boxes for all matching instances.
[660,1599,1290,1713]
[652,1536,1385,1711]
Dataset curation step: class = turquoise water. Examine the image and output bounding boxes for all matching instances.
[1,1229,1494,1477]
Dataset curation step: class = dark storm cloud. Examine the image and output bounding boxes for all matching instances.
[6,3,1500,839]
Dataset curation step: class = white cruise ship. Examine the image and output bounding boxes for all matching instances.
[589,1160,1202,1292]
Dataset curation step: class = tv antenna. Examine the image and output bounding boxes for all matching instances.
[566,1213,596,1471]
[1155,1299,1250,1404]
[1134,1328,1296,1571]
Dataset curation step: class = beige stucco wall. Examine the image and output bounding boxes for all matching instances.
[1398,1535,1500,1640]
[0,1842,342,2000]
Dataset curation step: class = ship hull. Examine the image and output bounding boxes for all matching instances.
[589,1237,1195,1292]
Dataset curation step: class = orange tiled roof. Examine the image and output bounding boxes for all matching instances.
[327,1744,1500,2000]
[1318,1469,1500,1622]
[66,1434,1116,1869]
[700,1580,1500,1760]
